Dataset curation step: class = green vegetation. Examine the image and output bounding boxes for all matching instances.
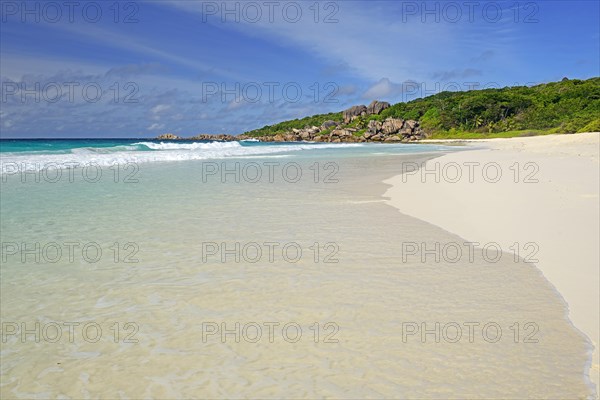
[427,129,555,140]
[378,77,600,135]
[244,77,600,138]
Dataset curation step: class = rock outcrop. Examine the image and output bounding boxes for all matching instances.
[381,118,404,135]
[321,120,339,129]
[342,105,367,123]
[244,118,425,143]
[367,100,390,115]
[342,100,391,123]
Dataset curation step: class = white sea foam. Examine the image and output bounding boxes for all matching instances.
[0,141,364,174]
[133,141,243,151]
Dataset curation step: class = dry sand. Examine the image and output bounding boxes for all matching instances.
[384,132,600,396]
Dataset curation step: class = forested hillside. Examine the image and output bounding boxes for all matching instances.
[245,77,600,138]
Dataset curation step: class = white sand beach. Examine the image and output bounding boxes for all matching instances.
[384,132,600,395]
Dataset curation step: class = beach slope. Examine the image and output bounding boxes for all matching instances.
[384,132,600,395]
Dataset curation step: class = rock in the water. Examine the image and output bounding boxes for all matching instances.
[342,105,367,123]
[156,133,180,140]
[189,134,238,141]
[367,100,390,115]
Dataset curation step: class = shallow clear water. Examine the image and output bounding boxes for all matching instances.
[0,141,593,398]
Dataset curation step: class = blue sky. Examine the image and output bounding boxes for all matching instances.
[0,0,598,138]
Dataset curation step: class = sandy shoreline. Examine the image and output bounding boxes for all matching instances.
[2,147,595,398]
[384,132,600,396]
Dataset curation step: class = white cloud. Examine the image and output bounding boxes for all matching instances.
[361,78,425,102]
[162,1,454,83]
[147,123,165,131]
[151,104,171,114]
[363,78,402,99]
[227,99,252,111]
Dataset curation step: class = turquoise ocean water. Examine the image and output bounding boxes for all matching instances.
[0,138,452,167]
